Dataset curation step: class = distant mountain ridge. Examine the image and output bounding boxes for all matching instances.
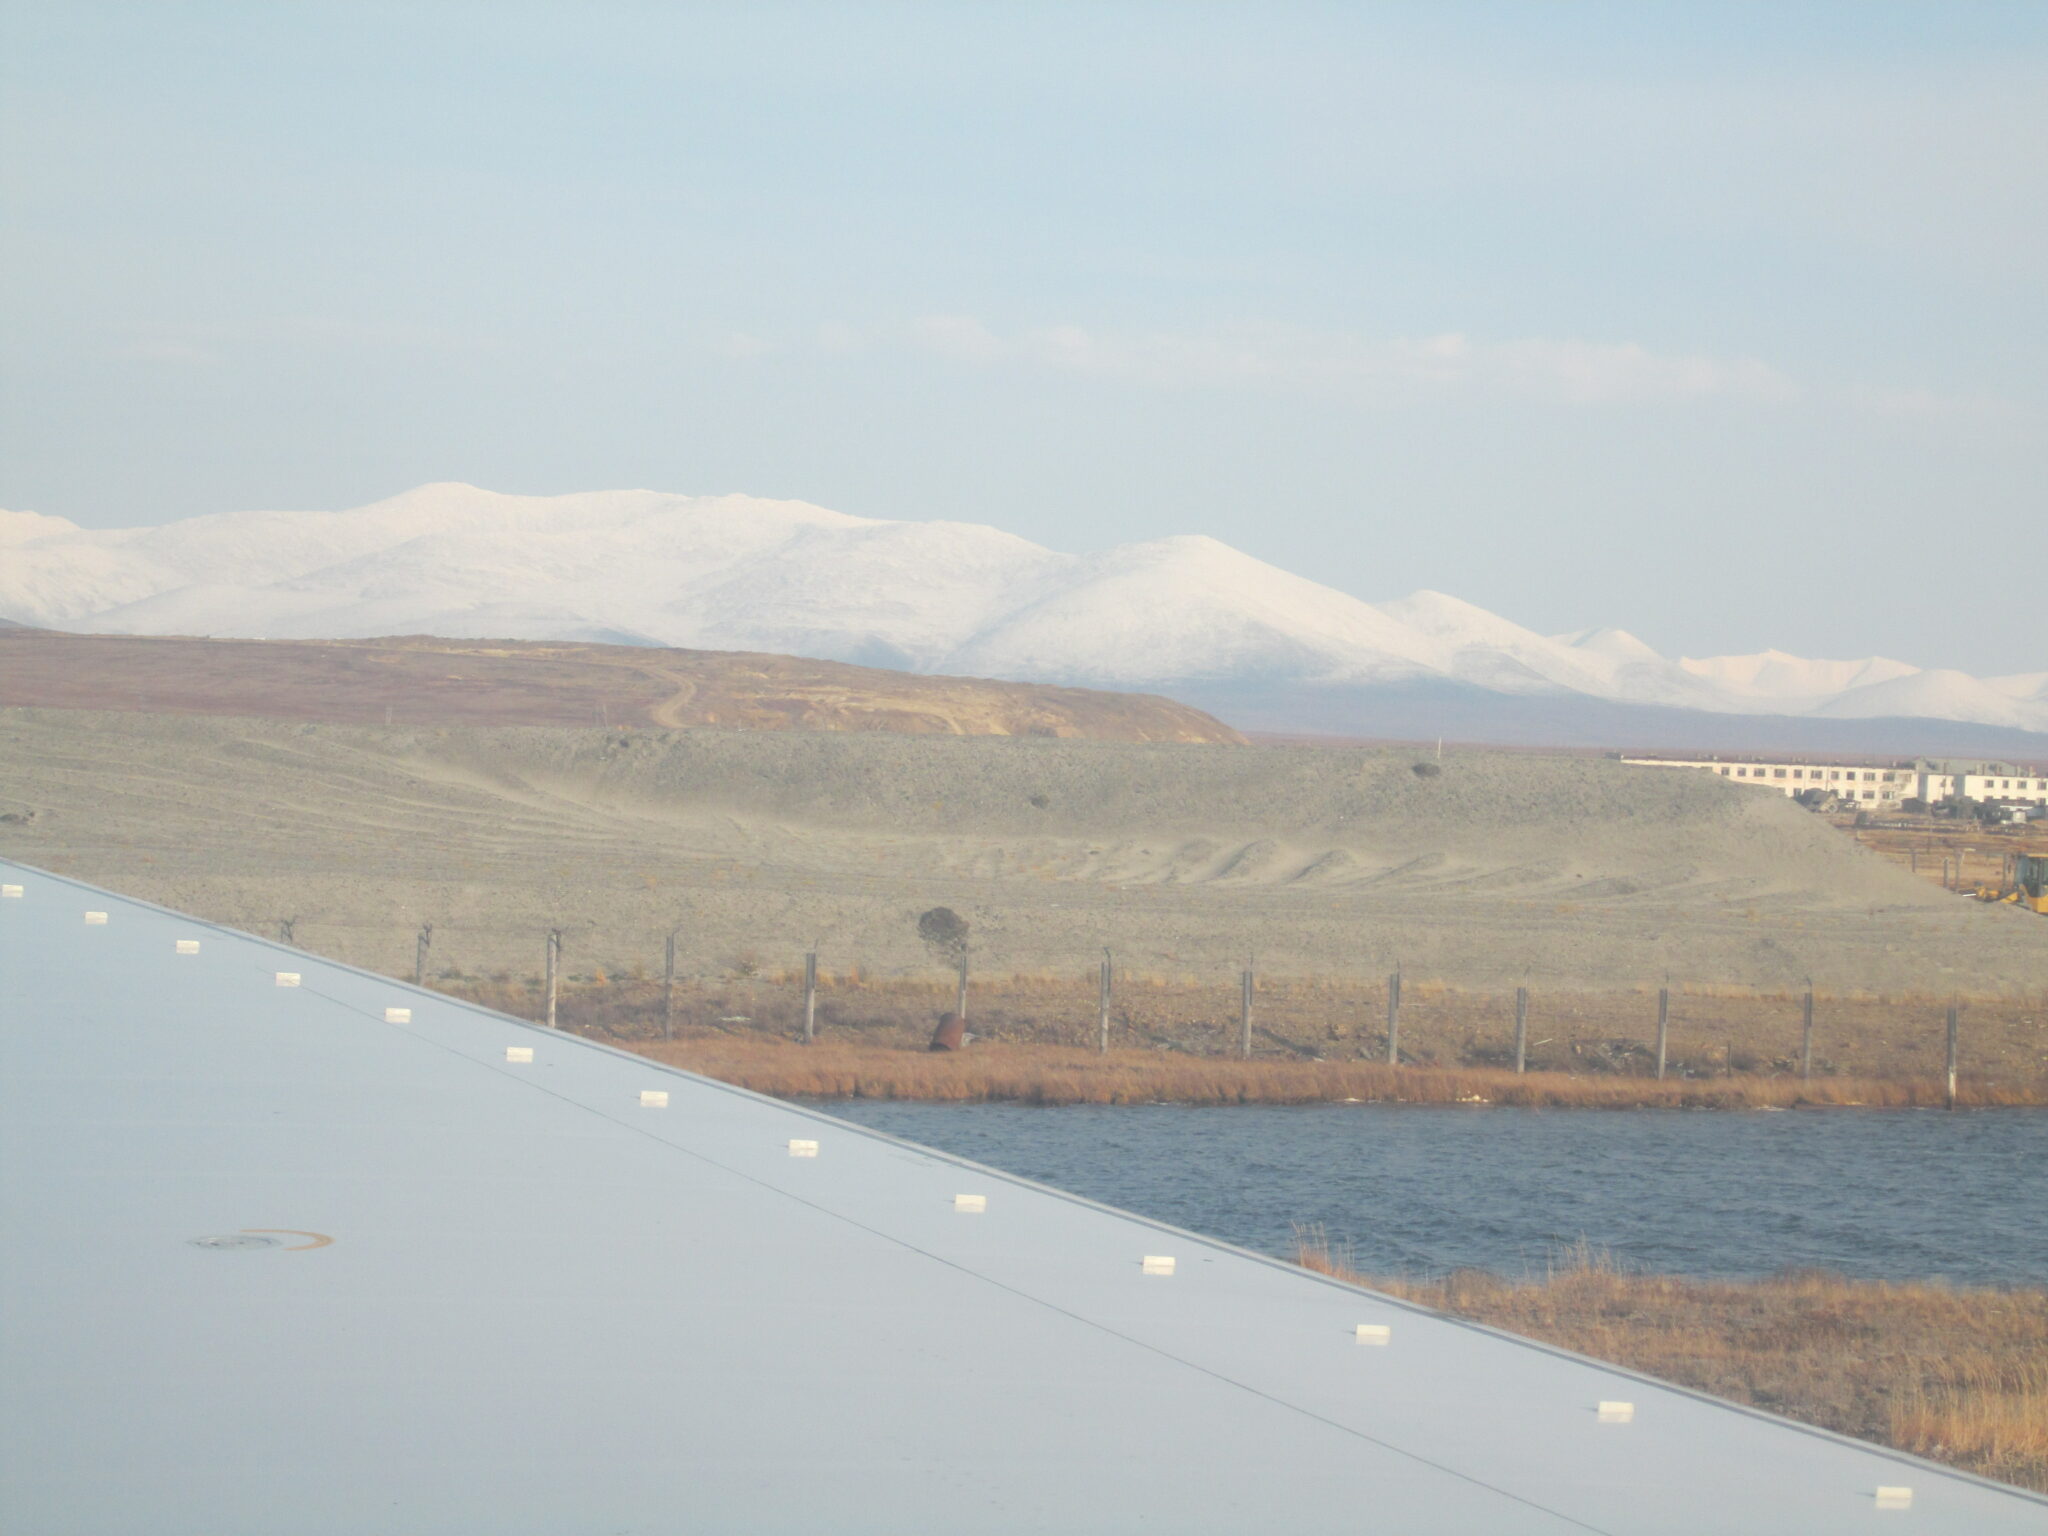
[2,482,2040,745]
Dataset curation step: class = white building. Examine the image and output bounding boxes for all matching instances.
[1619,755,1910,802]
[1621,754,2048,808]
[1913,761,2048,807]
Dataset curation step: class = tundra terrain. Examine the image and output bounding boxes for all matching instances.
[2,708,2040,1003]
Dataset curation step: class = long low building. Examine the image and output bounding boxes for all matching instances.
[3,861,2043,1534]
[1916,761,2048,806]
[1622,755,2048,808]
[1619,755,1915,804]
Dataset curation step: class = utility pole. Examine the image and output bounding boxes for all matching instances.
[1386,968,1402,1066]
[1514,986,1529,1074]
[1097,948,1112,1055]
[414,923,432,985]
[1801,984,1815,1082]
[955,950,969,1025]
[802,946,818,1045]
[663,929,678,1042]
[1239,957,1254,1061]
[1655,987,1669,1081]
[545,929,561,1030]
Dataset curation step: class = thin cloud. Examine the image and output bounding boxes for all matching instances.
[119,339,225,367]
[892,316,1803,405]
[1841,383,2022,421]
[712,331,778,360]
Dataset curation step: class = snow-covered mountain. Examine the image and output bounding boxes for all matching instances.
[1,482,2040,740]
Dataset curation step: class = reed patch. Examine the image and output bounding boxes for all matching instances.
[1296,1236,2048,1494]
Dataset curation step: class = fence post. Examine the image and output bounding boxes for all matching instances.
[802,947,818,1045]
[544,929,560,1030]
[1239,959,1253,1061]
[1655,987,1669,1080]
[955,950,969,1025]
[1801,984,1814,1082]
[1513,986,1529,1074]
[1386,969,1401,1066]
[1098,948,1112,1055]
[414,923,432,985]
[1945,1005,1959,1110]
[663,929,678,1041]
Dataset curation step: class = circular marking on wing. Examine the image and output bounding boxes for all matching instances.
[240,1229,335,1251]
[190,1234,281,1251]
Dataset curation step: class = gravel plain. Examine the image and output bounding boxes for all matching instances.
[1,706,2039,994]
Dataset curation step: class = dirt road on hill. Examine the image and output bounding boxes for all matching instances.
[3,708,2041,998]
[0,630,1242,742]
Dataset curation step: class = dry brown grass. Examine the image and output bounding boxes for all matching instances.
[607,1036,2041,1108]
[1296,1237,2048,1493]
[424,967,2048,1104]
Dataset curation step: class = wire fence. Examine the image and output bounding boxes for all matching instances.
[241,916,2048,1092]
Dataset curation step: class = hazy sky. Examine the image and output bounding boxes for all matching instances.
[4,2,2043,673]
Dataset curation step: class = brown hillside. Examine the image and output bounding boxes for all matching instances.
[0,630,1243,743]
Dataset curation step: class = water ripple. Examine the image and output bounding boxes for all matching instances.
[815,1101,2048,1285]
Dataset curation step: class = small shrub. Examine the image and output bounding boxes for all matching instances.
[917,907,970,962]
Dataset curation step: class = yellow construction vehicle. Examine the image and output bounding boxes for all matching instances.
[1977,853,2048,913]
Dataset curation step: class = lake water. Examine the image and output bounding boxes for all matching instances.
[814,1101,2048,1286]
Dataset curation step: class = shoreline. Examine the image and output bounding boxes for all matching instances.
[625,1036,2048,1109]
